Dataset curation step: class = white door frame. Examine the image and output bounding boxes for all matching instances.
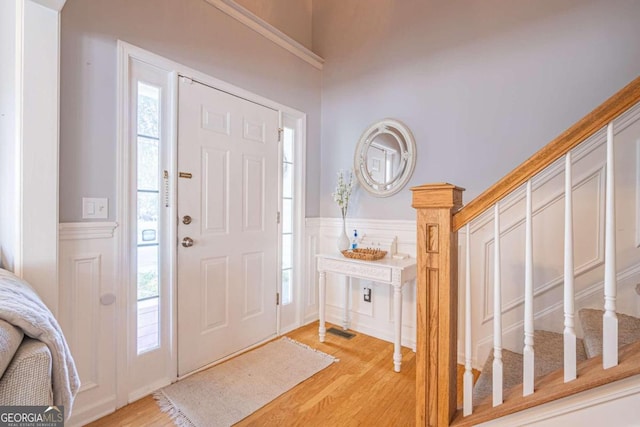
[116,40,307,406]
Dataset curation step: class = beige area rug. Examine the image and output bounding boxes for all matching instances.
[154,337,338,427]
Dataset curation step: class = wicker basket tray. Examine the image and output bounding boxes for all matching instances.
[341,248,387,261]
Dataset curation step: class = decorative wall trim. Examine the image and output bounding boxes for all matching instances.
[480,166,606,323]
[315,217,417,232]
[59,222,119,240]
[203,0,324,70]
[70,254,101,393]
[304,219,320,324]
[475,261,640,353]
[59,231,118,427]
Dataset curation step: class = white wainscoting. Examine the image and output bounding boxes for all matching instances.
[459,102,640,368]
[59,222,118,427]
[305,217,418,350]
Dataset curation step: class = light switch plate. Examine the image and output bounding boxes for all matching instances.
[82,197,108,219]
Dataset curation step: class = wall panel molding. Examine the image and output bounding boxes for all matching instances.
[59,222,118,240]
[480,166,606,323]
[59,225,117,426]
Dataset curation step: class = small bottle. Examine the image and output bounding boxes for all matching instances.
[351,229,358,250]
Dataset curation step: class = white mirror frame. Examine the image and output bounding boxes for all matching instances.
[354,118,417,197]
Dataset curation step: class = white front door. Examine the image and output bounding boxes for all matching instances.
[177,77,279,376]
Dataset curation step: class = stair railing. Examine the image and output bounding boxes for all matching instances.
[411,75,640,427]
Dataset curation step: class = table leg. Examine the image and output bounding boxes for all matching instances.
[393,283,403,372]
[319,271,326,342]
[343,276,350,330]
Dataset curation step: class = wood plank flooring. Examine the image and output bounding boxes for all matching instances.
[87,321,416,426]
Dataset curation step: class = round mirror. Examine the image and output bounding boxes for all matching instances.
[354,118,416,197]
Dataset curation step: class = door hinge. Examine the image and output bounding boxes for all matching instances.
[278,128,283,142]
[277,211,281,224]
[276,292,280,305]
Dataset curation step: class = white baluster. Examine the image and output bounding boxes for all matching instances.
[463,224,473,416]
[493,203,503,407]
[564,152,577,382]
[523,181,534,395]
[603,122,618,369]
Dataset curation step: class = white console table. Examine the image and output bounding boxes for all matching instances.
[316,253,417,372]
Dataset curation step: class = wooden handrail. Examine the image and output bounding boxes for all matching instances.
[452,75,640,232]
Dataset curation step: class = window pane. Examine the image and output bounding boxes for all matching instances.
[137,245,158,299]
[137,83,160,138]
[136,81,161,355]
[283,162,293,199]
[281,125,295,310]
[282,269,292,305]
[282,234,292,270]
[137,192,159,245]
[282,199,292,234]
[137,297,159,353]
[283,127,294,163]
[138,136,159,191]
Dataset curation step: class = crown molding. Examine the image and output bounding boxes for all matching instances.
[203,0,324,70]
[32,0,66,12]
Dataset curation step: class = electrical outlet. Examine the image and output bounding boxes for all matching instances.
[363,287,371,303]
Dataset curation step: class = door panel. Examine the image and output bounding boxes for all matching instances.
[177,78,278,376]
[202,148,229,233]
[243,155,265,231]
[201,256,229,331]
[242,252,265,318]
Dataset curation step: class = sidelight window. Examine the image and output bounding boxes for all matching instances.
[136,82,161,354]
[281,126,295,306]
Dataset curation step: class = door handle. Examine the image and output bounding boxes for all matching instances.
[182,237,194,248]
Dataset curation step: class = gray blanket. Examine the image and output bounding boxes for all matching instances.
[0,268,80,418]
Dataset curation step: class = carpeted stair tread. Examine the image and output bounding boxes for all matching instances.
[579,308,640,358]
[472,330,587,404]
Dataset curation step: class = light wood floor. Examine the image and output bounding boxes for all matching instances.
[87,321,417,426]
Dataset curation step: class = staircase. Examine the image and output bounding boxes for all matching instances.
[411,75,640,426]
[472,309,640,404]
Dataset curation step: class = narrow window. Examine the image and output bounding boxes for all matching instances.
[136,82,161,354]
[281,126,295,305]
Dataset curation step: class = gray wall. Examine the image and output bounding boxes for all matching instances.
[0,0,16,270]
[60,0,322,222]
[313,0,640,220]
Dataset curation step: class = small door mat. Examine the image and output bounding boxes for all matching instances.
[154,337,337,426]
[327,327,355,339]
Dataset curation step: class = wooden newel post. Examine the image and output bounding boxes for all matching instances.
[411,183,465,427]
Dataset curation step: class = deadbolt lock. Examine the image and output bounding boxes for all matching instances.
[182,215,192,225]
